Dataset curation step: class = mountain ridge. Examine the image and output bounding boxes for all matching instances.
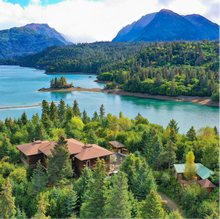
[112,9,219,42]
[0,23,70,60]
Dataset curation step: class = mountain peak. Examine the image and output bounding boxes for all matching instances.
[112,9,219,42]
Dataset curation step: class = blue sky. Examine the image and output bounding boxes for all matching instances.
[3,0,102,7]
[0,0,219,43]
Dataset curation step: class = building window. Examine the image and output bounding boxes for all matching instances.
[21,152,27,161]
[106,155,109,160]
[86,160,90,167]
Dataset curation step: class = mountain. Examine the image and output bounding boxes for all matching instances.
[112,9,219,42]
[24,23,71,45]
[184,14,219,40]
[0,24,69,60]
[112,12,156,42]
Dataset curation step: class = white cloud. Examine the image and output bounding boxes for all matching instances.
[0,0,219,43]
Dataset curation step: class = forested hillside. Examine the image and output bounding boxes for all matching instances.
[1,40,219,100]
[0,100,219,218]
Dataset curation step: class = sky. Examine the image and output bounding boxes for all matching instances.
[0,0,219,43]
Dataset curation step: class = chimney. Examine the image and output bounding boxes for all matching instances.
[33,138,35,143]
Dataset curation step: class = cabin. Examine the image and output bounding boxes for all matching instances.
[109,141,128,154]
[171,163,214,186]
[197,179,216,192]
[16,138,113,176]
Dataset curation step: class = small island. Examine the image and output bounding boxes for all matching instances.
[38,76,74,91]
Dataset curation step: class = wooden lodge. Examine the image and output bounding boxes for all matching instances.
[171,163,214,186]
[16,138,113,176]
[109,141,128,154]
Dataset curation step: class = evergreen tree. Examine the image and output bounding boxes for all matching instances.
[74,167,93,208]
[0,177,16,219]
[42,113,53,132]
[49,101,59,122]
[30,160,48,196]
[152,138,164,170]
[66,104,74,121]
[165,210,183,219]
[15,206,27,219]
[92,111,100,122]
[103,171,131,218]
[42,100,50,116]
[47,135,72,187]
[168,119,179,133]
[80,158,108,218]
[161,140,177,168]
[33,193,50,219]
[73,100,81,117]
[186,126,197,141]
[139,190,165,219]
[21,111,28,125]
[87,130,98,144]
[58,99,66,122]
[64,190,77,218]
[82,109,90,124]
[35,123,48,141]
[184,151,197,181]
[99,104,105,120]
[169,128,178,143]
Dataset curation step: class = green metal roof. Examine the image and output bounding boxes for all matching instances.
[173,163,213,179]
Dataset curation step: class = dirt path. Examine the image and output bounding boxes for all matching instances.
[157,192,185,218]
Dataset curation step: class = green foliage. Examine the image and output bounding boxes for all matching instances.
[50,76,69,88]
[139,190,165,219]
[80,158,108,218]
[103,171,131,218]
[0,177,16,218]
[47,135,72,187]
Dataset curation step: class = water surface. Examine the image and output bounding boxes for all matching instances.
[0,65,219,134]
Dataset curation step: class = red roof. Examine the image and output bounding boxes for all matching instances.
[197,179,216,188]
[16,139,113,160]
[74,144,113,161]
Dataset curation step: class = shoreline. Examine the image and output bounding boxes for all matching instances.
[38,87,219,107]
[45,72,97,75]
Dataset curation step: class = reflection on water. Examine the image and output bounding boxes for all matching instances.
[0,65,219,134]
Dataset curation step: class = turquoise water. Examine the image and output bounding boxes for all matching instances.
[0,65,219,134]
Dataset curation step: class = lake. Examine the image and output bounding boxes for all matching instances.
[0,65,219,134]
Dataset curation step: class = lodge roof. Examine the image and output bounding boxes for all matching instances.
[197,179,216,188]
[16,138,113,160]
[172,163,213,179]
[109,141,125,149]
[75,144,113,161]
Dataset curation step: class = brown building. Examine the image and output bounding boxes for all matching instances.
[109,141,128,154]
[197,179,216,192]
[16,138,113,176]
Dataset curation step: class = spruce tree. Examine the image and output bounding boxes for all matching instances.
[80,158,108,218]
[82,109,90,124]
[58,99,66,122]
[140,190,165,219]
[49,101,59,122]
[42,100,50,116]
[73,100,81,117]
[161,140,177,168]
[0,178,16,219]
[92,111,100,122]
[30,160,48,196]
[168,119,179,133]
[99,104,105,120]
[47,135,72,187]
[87,130,98,144]
[74,167,93,208]
[33,193,50,219]
[21,111,28,125]
[103,171,131,218]
[64,190,77,218]
[35,123,48,141]
[66,104,74,121]
[186,126,197,141]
